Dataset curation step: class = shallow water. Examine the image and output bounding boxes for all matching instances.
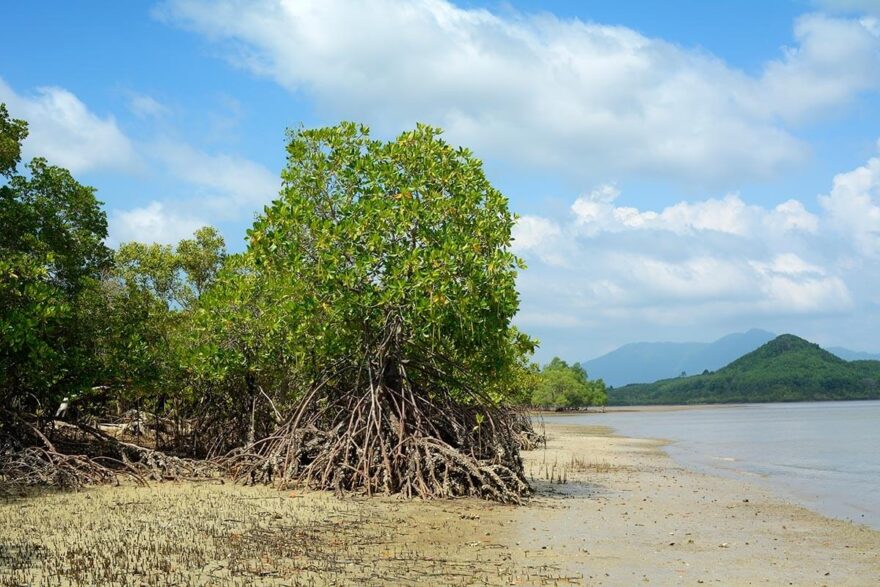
[548,400,880,530]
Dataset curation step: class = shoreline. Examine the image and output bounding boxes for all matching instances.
[532,403,733,416]
[515,421,880,584]
[507,421,880,584]
[534,397,880,416]
[543,402,880,532]
[2,421,879,584]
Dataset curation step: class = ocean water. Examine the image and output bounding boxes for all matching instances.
[548,401,880,530]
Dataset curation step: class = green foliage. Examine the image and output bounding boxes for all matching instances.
[610,334,880,405]
[489,330,541,406]
[0,104,28,178]
[1,108,539,478]
[1,104,111,410]
[248,122,531,401]
[529,358,607,409]
[114,226,225,309]
[104,228,228,412]
[115,242,183,307]
[177,227,227,300]
[181,253,295,446]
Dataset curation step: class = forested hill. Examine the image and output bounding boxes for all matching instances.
[608,335,880,405]
[583,329,775,387]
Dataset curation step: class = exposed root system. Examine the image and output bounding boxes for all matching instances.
[0,410,220,492]
[224,342,531,502]
[2,332,533,503]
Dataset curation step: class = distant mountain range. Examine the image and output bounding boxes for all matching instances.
[583,329,776,387]
[583,329,878,387]
[826,347,880,361]
[608,334,880,406]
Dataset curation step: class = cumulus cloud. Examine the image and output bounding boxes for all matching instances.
[150,139,279,216]
[819,153,880,256]
[0,77,139,173]
[157,0,880,185]
[510,148,880,356]
[1,77,279,244]
[110,202,207,245]
[517,183,820,252]
[759,14,880,121]
[108,141,280,244]
[512,216,565,267]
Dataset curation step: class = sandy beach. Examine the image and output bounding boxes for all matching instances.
[2,422,879,585]
[511,422,880,585]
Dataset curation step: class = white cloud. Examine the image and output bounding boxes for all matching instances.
[157,1,880,185]
[563,184,820,237]
[0,77,138,173]
[511,152,876,356]
[1,77,279,243]
[512,216,566,266]
[819,154,880,255]
[749,253,852,311]
[750,253,826,276]
[111,202,207,245]
[127,93,170,119]
[107,140,280,244]
[151,139,279,216]
[769,199,821,233]
[759,14,880,122]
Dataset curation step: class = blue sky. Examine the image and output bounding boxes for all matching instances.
[3,0,880,361]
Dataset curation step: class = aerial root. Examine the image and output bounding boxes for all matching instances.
[0,410,222,492]
[1,350,532,502]
[222,357,532,503]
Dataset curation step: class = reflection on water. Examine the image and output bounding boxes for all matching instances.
[548,401,880,529]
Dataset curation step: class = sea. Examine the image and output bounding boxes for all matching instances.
[547,400,880,530]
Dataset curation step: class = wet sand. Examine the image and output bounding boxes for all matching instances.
[2,422,879,585]
[508,422,880,585]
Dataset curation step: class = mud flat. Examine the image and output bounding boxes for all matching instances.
[513,423,880,585]
[2,422,879,585]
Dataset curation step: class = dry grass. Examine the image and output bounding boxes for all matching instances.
[0,483,579,586]
[526,453,627,486]
[565,457,624,474]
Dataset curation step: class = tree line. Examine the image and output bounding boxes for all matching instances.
[519,358,608,410]
[4,106,600,499]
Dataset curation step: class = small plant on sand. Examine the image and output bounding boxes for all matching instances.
[567,456,617,473]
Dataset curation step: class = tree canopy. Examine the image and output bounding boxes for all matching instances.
[1,106,111,411]
[529,358,607,410]
[249,122,528,394]
[227,123,533,500]
[1,111,539,501]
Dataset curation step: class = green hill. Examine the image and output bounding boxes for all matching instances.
[608,334,880,406]
[582,329,776,387]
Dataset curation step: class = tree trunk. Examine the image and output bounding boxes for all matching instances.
[245,371,257,446]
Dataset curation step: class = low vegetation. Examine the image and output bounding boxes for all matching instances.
[0,483,578,586]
